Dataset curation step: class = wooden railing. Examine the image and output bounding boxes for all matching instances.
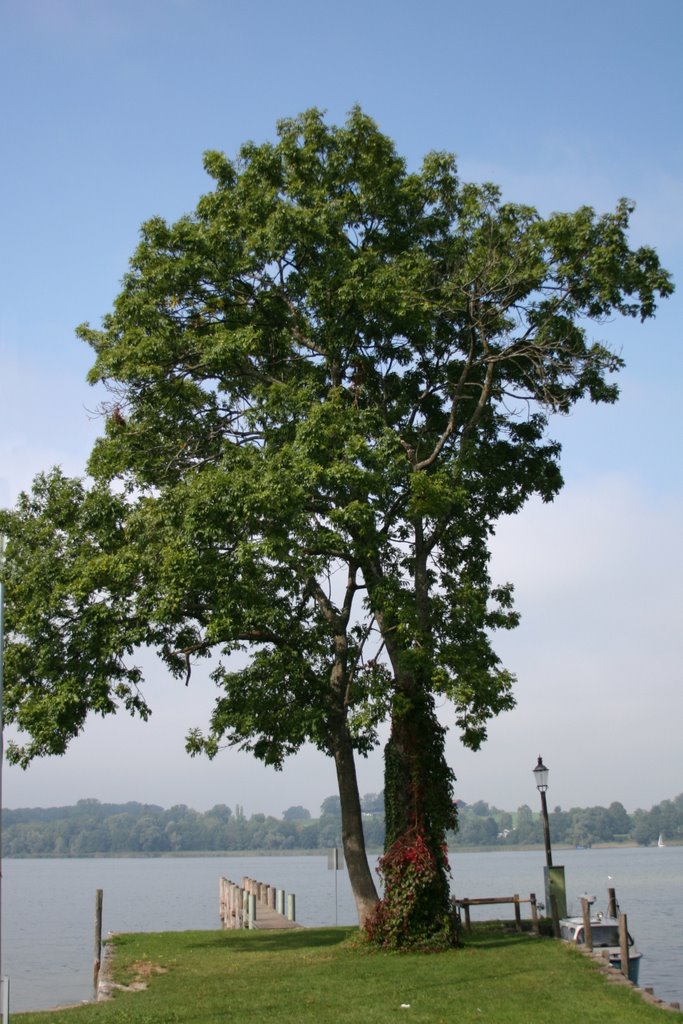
[454,893,539,934]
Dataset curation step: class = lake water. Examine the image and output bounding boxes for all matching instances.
[3,846,682,1013]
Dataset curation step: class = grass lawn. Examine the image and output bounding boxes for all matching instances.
[13,925,682,1024]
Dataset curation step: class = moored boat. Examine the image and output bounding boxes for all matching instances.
[560,902,642,985]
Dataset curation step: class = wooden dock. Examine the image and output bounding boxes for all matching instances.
[249,901,303,930]
[220,876,303,931]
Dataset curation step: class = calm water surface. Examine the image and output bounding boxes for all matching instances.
[3,846,682,1012]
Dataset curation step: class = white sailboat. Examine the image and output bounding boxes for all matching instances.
[658,833,665,848]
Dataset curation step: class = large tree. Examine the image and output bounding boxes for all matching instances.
[0,108,671,944]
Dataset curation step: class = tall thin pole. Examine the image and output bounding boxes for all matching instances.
[533,756,553,869]
[539,787,553,868]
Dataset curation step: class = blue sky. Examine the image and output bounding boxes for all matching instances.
[1,0,681,818]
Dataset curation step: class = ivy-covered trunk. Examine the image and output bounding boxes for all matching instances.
[365,646,458,948]
[363,520,458,949]
[365,687,457,949]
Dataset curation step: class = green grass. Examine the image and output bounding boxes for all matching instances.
[14,925,682,1024]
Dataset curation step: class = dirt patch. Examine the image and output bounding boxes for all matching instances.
[97,940,168,1002]
[128,960,168,981]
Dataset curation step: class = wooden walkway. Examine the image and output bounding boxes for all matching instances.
[250,901,303,931]
[220,876,303,931]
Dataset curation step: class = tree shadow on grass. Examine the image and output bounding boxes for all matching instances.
[188,926,358,955]
[463,930,545,951]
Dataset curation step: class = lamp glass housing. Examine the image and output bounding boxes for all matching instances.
[533,756,549,792]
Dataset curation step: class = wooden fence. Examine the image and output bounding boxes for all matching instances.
[454,893,539,934]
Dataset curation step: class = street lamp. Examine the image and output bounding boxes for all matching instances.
[533,756,553,868]
[532,756,567,928]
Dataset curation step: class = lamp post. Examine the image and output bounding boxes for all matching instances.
[532,755,567,928]
[533,756,553,867]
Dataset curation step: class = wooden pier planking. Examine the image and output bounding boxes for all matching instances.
[220,876,303,931]
[250,902,303,931]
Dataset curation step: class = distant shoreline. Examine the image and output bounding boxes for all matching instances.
[6,839,679,859]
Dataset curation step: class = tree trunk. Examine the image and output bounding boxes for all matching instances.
[361,538,457,946]
[382,515,456,863]
[384,687,456,853]
[380,689,457,946]
[333,729,379,924]
[369,563,457,945]
[308,572,378,925]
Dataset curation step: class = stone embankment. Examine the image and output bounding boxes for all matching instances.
[580,947,681,1013]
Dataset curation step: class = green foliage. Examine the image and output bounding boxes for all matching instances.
[1,107,673,936]
[451,795,683,848]
[282,804,311,821]
[1,798,345,855]
[320,795,342,817]
[0,472,152,765]
[360,791,384,814]
[4,791,683,857]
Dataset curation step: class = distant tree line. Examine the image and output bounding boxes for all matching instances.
[0,795,383,857]
[455,799,633,848]
[2,792,680,857]
[454,794,683,848]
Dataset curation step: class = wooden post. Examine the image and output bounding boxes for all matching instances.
[463,902,472,932]
[619,913,630,981]
[223,878,230,927]
[513,893,521,932]
[287,893,296,922]
[235,885,243,928]
[607,887,618,918]
[248,893,256,929]
[93,889,103,997]
[530,893,539,935]
[580,897,593,951]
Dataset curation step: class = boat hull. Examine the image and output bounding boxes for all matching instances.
[609,951,641,985]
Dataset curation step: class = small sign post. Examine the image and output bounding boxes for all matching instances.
[327,847,345,925]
